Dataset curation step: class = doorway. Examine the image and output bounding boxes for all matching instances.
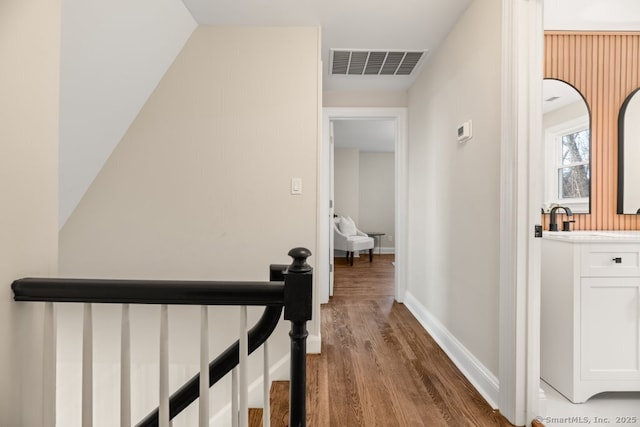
[318,108,408,304]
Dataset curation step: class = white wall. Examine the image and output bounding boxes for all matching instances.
[545,0,640,31]
[406,0,501,379]
[0,0,60,425]
[334,148,360,222]
[359,152,395,249]
[59,0,197,228]
[324,91,408,108]
[334,149,395,251]
[59,26,320,423]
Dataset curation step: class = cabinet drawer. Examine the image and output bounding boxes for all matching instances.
[581,244,640,277]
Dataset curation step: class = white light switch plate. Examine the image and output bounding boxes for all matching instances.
[291,177,302,195]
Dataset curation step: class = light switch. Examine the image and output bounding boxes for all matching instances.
[291,177,302,195]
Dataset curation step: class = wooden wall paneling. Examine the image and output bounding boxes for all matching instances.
[613,35,622,229]
[544,32,640,230]
[618,35,625,229]
[618,34,625,226]
[605,35,613,229]
[607,35,616,228]
[596,34,604,229]
[583,34,592,230]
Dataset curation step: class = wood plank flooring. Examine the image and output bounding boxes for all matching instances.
[248,408,264,427]
[256,254,514,426]
[270,381,290,426]
[316,254,513,426]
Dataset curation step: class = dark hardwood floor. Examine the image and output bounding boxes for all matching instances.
[315,253,513,426]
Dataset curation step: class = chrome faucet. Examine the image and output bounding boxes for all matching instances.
[549,206,573,231]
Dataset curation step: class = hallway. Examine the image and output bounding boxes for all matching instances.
[314,254,513,426]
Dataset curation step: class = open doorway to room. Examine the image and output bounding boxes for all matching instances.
[319,108,408,305]
[332,118,396,272]
[534,3,640,422]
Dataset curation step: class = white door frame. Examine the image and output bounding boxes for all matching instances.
[319,107,408,304]
[499,0,544,425]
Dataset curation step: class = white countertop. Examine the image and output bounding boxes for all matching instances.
[543,230,640,242]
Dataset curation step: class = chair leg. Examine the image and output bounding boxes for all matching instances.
[350,252,354,266]
[345,251,350,262]
[369,248,373,262]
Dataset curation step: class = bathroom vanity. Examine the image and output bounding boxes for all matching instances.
[541,231,640,403]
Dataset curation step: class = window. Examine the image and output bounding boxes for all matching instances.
[544,116,590,213]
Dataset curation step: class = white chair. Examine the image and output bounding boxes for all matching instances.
[333,216,374,266]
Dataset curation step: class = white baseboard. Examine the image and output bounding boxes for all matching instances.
[403,291,500,409]
[307,333,321,354]
[210,353,290,426]
[538,386,547,419]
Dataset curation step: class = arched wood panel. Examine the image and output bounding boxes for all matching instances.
[544,31,640,230]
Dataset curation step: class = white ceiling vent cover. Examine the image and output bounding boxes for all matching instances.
[330,49,426,76]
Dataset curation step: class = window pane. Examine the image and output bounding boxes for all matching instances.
[562,129,590,165]
[558,165,590,199]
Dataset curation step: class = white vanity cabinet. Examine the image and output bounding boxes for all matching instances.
[541,234,640,403]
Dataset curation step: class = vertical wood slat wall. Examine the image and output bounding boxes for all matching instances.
[544,31,640,230]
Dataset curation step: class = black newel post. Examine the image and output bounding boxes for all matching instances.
[283,247,313,427]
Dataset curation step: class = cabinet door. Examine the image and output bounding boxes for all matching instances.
[581,277,640,380]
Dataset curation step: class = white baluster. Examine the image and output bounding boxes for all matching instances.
[121,304,131,427]
[82,303,93,427]
[42,302,56,427]
[159,305,170,427]
[231,367,238,427]
[239,306,248,427]
[262,340,270,427]
[199,306,210,427]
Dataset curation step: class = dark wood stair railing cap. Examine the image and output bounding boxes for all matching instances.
[283,248,313,322]
[287,247,312,273]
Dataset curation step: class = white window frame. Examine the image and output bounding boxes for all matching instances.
[544,115,590,213]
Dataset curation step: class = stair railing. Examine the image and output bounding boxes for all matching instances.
[12,247,313,427]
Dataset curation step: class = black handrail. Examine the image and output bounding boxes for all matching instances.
[11,247,313,427]
[12,278,285,306]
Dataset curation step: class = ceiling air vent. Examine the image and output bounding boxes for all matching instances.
[330,49,426,76]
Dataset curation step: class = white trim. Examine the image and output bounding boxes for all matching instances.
[500,0,544,425]
[314,26,324,346]
[307,333,321,354]
[321,107,408,304]
[394,111,408,303]
[526,3,545,422]
[404,292,500,408]
[499,1,521,419]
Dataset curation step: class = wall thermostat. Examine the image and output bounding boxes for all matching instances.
[457,120,472,143]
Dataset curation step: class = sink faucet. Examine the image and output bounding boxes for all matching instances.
[549,206,573,231]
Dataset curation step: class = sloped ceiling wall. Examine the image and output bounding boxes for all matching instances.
[59,0,197,228]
